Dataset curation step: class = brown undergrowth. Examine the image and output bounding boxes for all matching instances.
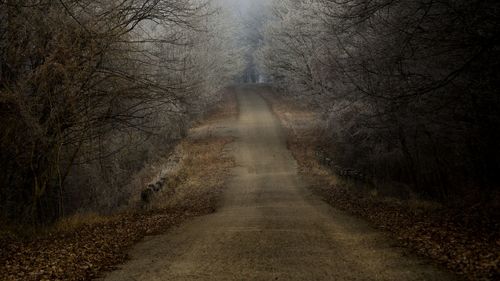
[264,92,500,281]
[0,93,237,281]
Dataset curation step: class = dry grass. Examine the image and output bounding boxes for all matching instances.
[148,89,237,212]
[151,136,234,212]
[0,89,238,281]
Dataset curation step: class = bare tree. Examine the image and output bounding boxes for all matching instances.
[258,0,500,202]
[0,0,244,224]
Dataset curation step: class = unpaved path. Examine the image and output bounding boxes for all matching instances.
[101,85,455,281]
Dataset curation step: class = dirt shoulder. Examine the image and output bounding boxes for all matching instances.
[263,91,500,281]
[0,92,237,281]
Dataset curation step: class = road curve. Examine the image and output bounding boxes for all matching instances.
[101,85,454,281]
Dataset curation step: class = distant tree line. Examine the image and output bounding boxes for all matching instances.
[258,0,500,202]
[0,0,243,224]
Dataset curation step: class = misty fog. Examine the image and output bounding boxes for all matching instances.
[1,0,499,280]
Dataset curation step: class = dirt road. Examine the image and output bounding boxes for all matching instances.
[101,85,454,281]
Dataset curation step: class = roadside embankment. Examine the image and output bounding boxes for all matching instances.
[0,91,237,281]
[263,90,500,281]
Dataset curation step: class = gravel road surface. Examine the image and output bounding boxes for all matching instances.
[101,85,454,281]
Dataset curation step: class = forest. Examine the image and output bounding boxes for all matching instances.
[257,0,500,203]
[0,0,499,280]
[0,0,244,224]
